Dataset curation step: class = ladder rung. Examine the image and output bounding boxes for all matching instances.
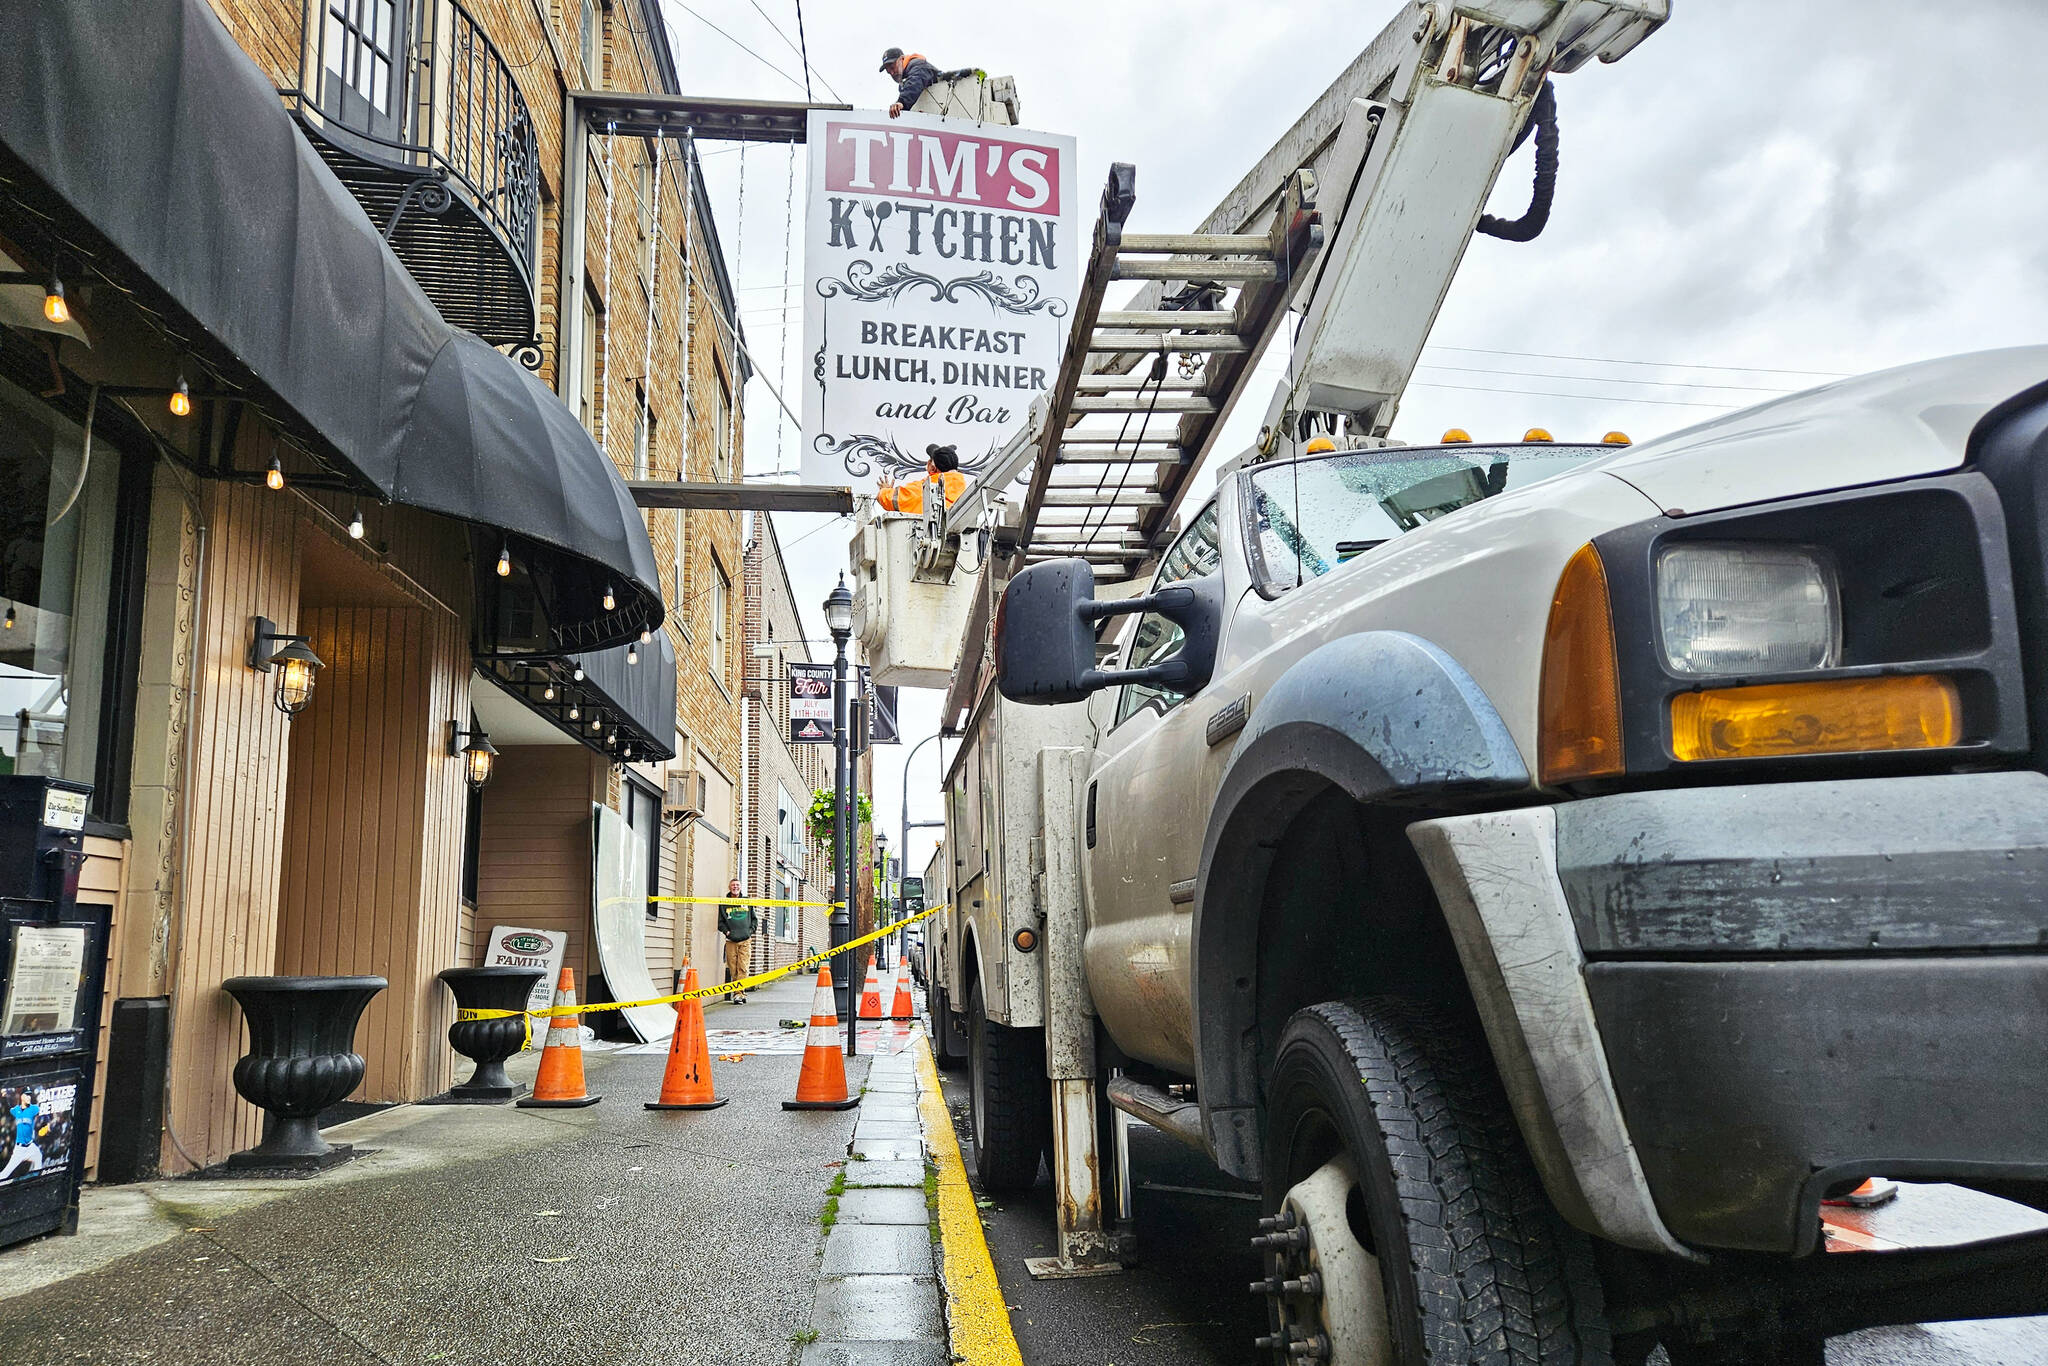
[1097,310,1237,329]
[1055,449,1182,464]
[1113,258,1277,282]
[1119,232,1273,256]
[1070,394,1218,414]
[1088,333,1247,353]
[1040,490,1166,507]
[1028,549,1149,563]
[1075,374,1206,392]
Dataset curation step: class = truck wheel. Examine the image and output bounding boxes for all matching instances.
[1259,998,1613,1365]
[930,985,967,1071]
[966,979,1048,1192]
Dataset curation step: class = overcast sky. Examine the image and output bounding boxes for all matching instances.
[659,0,2048,847]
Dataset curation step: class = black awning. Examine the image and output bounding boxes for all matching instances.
[477,631,679,763]
[0,0,661,650]
[402,332,662,650]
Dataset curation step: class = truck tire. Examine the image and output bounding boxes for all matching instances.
[966,979,1048,1192]
[930,985,967,1071]
[1259,998,1613,1365]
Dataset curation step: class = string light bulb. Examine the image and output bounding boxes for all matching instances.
[640,629,652,643]
[590,715,602,731]
[496,545,512,577]
[347,506,365,540]
[169,373,192,418]
[568,705,579,720]
[4,605,14,630]
[572,666,584,682]
[543,684,556,701]
[627,643,639,664]
[265,454,284,490]
[42,277,67,326]
[602,586,616,612]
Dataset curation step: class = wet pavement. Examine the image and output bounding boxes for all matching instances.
[933,1066,2048,1365]
[0,975,922,1366]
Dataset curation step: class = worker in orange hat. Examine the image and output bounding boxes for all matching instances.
[876,444,967,515]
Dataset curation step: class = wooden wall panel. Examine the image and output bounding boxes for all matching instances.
[166,478,300,1169]
[276,601,469,1103]
[77,835,127,1178]
[474,746,596,985]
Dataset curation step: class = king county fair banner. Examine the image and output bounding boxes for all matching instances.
[802,108,1080,491]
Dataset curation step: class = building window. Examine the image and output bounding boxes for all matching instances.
[579,0,599,85]
[674,511,691,638]
[709,561,729,686]
[0,373,148,826]
[632,387,653,480]
[713,371,732,482]
[578,294,600,435]
[625,778,662,918]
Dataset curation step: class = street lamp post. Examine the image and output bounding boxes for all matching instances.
[824,574,857,1055]
[874,831,890,969]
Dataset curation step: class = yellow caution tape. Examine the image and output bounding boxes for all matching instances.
[646,895,845,909]
[457,902,940,1023]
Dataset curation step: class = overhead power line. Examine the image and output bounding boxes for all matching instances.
[1416,362,1801,395]
[1424,344,1848,379]
[669,2,809,95]
[1408,380,1740,410]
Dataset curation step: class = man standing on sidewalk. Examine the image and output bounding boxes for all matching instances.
[717,880,757,1003]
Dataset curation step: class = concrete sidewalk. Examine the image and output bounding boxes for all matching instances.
[0,973,934,1366]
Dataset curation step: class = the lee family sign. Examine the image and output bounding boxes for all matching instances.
[801,109,1080,492]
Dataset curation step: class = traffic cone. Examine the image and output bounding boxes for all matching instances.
[889,961,915,1020]
[517,967,601,1108]
[857,962,885,1019]
[783,965,859,1111]
[646,967,728,1111]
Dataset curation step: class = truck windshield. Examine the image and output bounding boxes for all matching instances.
[1243,444,1606,591]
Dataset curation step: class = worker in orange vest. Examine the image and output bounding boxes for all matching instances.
[877,444,967,515]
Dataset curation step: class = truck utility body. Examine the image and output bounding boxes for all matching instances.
[864,1,2048,1360]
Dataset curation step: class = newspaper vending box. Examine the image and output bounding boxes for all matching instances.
[0,777,105,1249]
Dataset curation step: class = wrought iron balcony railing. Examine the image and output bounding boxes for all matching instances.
[284,0,541,363]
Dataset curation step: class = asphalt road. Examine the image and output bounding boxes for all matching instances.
[934,1067,2048,1365]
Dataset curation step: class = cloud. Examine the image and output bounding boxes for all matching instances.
[661,0,2048,819]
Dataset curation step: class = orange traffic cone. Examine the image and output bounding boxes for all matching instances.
[517,967,601,1108]
[647,966,727,1111]
[857,961,885,1019]
[783,965,859,1111]
[889,961,915,1020]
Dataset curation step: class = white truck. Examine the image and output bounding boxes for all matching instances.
[868,2,2048,1361]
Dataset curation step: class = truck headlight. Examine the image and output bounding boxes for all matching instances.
[1655,543,1839,676]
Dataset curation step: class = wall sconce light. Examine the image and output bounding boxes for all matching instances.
[449,719,499,790]
[248,616,324,715]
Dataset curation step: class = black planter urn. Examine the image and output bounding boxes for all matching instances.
[222,975,386,1172]
[437,966,545,1103]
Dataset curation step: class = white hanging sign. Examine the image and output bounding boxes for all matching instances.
[801,109,1080,491]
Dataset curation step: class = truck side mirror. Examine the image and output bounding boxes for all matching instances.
[995,558,1226,705]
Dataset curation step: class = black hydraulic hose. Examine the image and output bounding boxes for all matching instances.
[1478,80,1557,243]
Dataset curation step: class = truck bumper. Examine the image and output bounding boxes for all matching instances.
[1409,771,2048,1258]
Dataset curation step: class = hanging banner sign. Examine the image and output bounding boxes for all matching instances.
[801,109,1081,491]
[789,662,834,745]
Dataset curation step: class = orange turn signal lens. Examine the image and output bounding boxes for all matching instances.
[1539,543,1624,784]
[1669,675,1960,762]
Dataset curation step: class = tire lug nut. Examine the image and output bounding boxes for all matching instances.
[1251,1227,1309,1250]
[1282,1272,1323,1296]
[1289,1334,1331,1361]
[1257,1210,1298,1232]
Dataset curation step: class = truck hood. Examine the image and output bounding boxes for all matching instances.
[1590,346,2048,516]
